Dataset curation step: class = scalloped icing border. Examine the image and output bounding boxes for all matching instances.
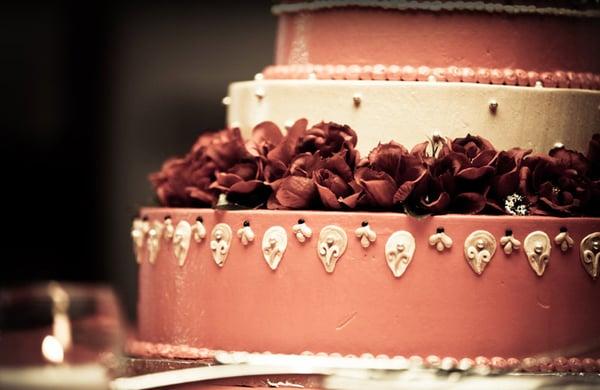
[271,1,600,18]
[262,65,600,90]
[126,339,600,373]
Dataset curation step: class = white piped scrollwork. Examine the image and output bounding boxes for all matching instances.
[146,220,164,265]
[464,230,496,275]
[317,225,348,273]
[262,226,288,270]
[385,231,416,278]
[292,221,313,243]
[554,230,574,253]
[237,225,256,246]
[210,223,232,267]
[173,220,192,267]
[580,232,600,280]
[500,233,521,255]
[193,219,206,243]
[524,231,551,276]
[355,223,376,248]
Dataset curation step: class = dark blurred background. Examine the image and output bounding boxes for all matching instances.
[3,1,275,318]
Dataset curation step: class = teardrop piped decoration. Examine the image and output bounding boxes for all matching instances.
[131,218,146,264]
[464,230,496,275]
[146,220,164,265]
[173,220,192,267]
[317,225,348,273]
[262,226,288,270]
[385,231,416,278]
[210,223,232,267]
[163,216,175,240]
[580,232,600,280]
[524,231,551,276]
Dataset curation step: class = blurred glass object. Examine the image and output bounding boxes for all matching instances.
[0,282,125,389]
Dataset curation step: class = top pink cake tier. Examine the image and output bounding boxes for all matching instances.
[272,1,600,77]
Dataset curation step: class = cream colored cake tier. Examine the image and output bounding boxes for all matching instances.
[227,80,600,155]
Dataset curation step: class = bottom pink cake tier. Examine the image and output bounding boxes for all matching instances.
[133,208,600,360]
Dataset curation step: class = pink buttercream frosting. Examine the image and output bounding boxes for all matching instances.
[274,9,600,75]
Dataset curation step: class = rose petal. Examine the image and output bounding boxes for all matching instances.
[451,192,486,214]
[252,121,284,146]
[457,166,495,181]
[420,191,451,214]
[393,169,428,204]
[472,149,498,167]
[186,186,215,205]
[340,191,362,209]
[356,168,397,208]
[315,182,342,210]
[275,176,316,209]
[368,142,408,178]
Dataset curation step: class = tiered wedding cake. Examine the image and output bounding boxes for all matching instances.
[130,1,600,374]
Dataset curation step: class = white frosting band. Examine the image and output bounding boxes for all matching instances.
[227,80,600,155]
[272,1,600,18]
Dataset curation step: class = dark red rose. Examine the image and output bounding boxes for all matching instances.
[314,153,362,209]
[366,142,428,206]
[520,152,591,216]
[210,160,271,208]
[149,153,217,207]
[354,167,397,209]
[264,119,309,182]
[550,145,589,176]
[447,134,495,159]
[268,175,317,209]
[204,128,251,170]
[412,150,489,214]
[267,119,308,165]
[298,122,360,168]
[486,147,532,214]
[246,121,284,157]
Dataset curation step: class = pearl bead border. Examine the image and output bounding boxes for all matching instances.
[262,65,600,90]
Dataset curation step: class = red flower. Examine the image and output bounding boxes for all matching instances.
[520,150,591,216]
[314,153,362,209]
[366,142,428,206]
[486,147,532,214]
[268,175,317,209]
[298,122,360,168]
[149,152,217,207]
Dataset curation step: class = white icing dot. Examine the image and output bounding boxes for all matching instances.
[221,96,231,106]
[254,88,265,100]
[254,73,264,81]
